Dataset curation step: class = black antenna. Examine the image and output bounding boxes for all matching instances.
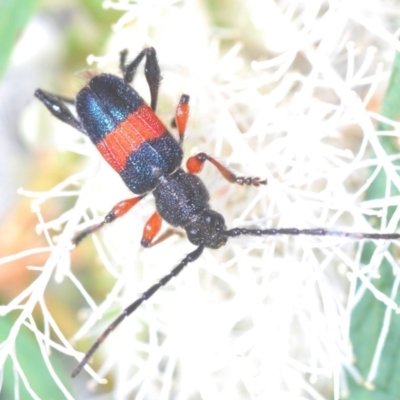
[71,226,400,378]
[223,227,400,241]
[71,245,204,378]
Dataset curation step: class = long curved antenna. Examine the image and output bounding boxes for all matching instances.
[223,227,400,240]
[71,245,205,378]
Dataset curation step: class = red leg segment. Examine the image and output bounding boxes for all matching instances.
[143,228,184,248]
[175,94,190,146]
[141,211,162,247]
[186,152,267,186]
[73,196,145,245]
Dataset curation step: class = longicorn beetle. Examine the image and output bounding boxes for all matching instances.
[35,47,400,378]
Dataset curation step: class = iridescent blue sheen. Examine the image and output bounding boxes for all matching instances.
[120,135,183,194]
[76,74,143,144]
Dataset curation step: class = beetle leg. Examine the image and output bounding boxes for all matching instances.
[34,89,84,133]
[120,47,160,112]
[174,94,190,147]
[141,211,162,247]
[73,196,146,245]
[187,152,267,187]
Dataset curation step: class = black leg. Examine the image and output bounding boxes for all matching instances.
[34,89,85,133]
[119,47,161,111]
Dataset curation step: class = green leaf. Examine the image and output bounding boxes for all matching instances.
[0,0,38,79]
[348,51,400,398]
[0,314,75,399]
